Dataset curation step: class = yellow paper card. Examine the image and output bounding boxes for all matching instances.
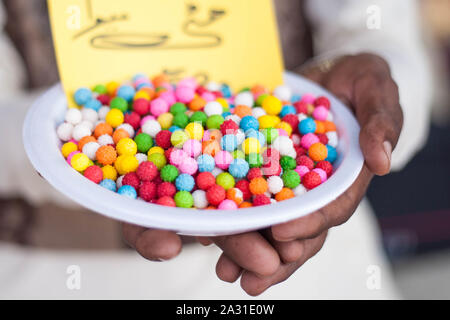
[48,0,284,107]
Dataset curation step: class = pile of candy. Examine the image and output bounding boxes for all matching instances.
[57,73,338,209]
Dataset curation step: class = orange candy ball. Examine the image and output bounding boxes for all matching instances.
[226,188,244,205]
[308,142,328,161]
[275,188,295,201]
[78,136,96,151]
[112,128,129,144]
[239,202,253,208]
[96,145,117,165]
[94,123,113,138]
[234,105,252,118]
[324,120,337,132]
[189,96,206,111]
[202,139,221,156]
[314,120,326,134]
[249,177,268,195]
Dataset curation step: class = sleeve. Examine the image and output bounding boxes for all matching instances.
[305,0,433,171]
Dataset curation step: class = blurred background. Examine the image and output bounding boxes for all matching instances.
[0,0,449,299]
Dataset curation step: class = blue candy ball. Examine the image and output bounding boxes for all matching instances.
[118,185,137,199]
[99,179,117,192]
[169,125,182,133]
[222,111,232,118]
[221,134,238,152]
[298,118,316,135]
[221,85,232,98]
[280,105,297,117]
[136,83,153,90]
[228,158,249,179]
[117,85,136,102]
[84,98,102,111]
[197,154,215,172]
[74,88,92,106]
[291,94,301,103]
[175,174,195,192]
[240,116,259,132]
[325,145,338,163]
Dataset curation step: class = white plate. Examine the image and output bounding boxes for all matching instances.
[23,72,363,236]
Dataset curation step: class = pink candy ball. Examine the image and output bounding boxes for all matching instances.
[159,91,176,106]
[66,151,80,165]
[141,115,156,127]
[312,106,329,121]
[214,151,233,170]
[170,149,188,166]
[291,133,301,146]
[312,168,327,183]
[178,77,197,89]
[301,93,315,104]
[277,128,288,137]
[301,133,319,149]
[201,92,216,102]
[179,157,198,175]
[183,139,202,158]
[134,78,151,87]
[295,165,310,178]
[176,86,195,103]
[150,98,169,117]
[218,199,238,210]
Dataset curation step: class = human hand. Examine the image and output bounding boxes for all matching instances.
[208,53,403,295]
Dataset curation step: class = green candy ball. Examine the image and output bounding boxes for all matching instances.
[232,150,245,159]
[190,111,208,127]
[280,156,297,171]
[174,191,194,208]
[170,102,187,115]
[282,170,300,189]
[216,172,235,190]
[148,152,167,170]
[110,97,128,112]
[134,133,153,153]
[206,115,224,130]
[160,165,179,182]
[93,84,107,95]
[262,127,279,144]
[172,113,189,128]
[246,153,263,168]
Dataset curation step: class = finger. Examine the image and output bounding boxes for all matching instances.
[122,223,147,248]
[212,232,280,277]
[261,229,305,263]
[272,167,373,241]
[196,236,214,246]
[354,75,403,176]
[135,229,182,261]
[240,231,328,296]
[216,253,242,283]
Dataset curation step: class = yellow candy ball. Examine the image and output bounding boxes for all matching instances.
[242,137,261,155]
[276,121,293,136]
[157,112,174,129]
[106,81,119,95]
[61,142,78,158]
[258,115,280,129]
[114,155,125,174]
[119,155,139,174]
[70,153,90,172]
[102,165,118,181]
[134,90,150,101]
[261,95,282,115]
[185,122,204,140]
[216,97,229,110]
[105,109,124,128]
[148,146,165,156]
[171,130,190,148]
[116,138,137,156]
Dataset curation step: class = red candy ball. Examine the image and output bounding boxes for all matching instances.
[315,160,333,177]
[196,172,216,190]
[97,94,111,105]
[136,161,158,182]
[262,162,281,177]
[157,182,176,198]
[122,172,140,190]
[206,185,226,206]
[294,146,307,157]
[294,100,308,114]
[84,165,103,184]
[282,114,299,133]
[262,148,280,164]
[164,147,174,161]
[139,181,157,202]
[302,171,322,190]
[220,119,239,135]
[314,96,330,109]
[156,196,176,207]
[247,167,262,180]
[253,194,271,206]
[235,180,251,200]
[316,133,329,145]
[155,130,172,149]
[133,98,150,116]
[124,112,141,130]
[296,155,314,170]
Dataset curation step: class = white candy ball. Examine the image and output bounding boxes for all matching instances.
[270,198,277,204]
[206,81,221,92]
[142,120,161,138]
[298,113,308,121]
[72,123,92,141]
[272,136,294,156]
[326,131,339,148]
[252,107,266,119]
[117,123,135,137]
[82,142,100,160]
[293,185,307,196]
[135,153,148,164]
[273,85,292,102]
[116,175,125,189]
[81,107,98,123]
[98,134,114,146]
[192,190,208,209]
[204,101,223,117]
[211,167,223,177]
[98,106,110,120]
[267,176,283,194]
[234,91,254,107]
[56,122,73,141]
[291,133,301,146]
[80,120,94,132]
[286,148,297,159]
[65,108,82,125]
[225,114,241,125]
[235,129,246,146]
[326,112,334,121]
[95,120,105,127]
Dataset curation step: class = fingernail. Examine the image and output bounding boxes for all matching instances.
[383,141,392,169]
